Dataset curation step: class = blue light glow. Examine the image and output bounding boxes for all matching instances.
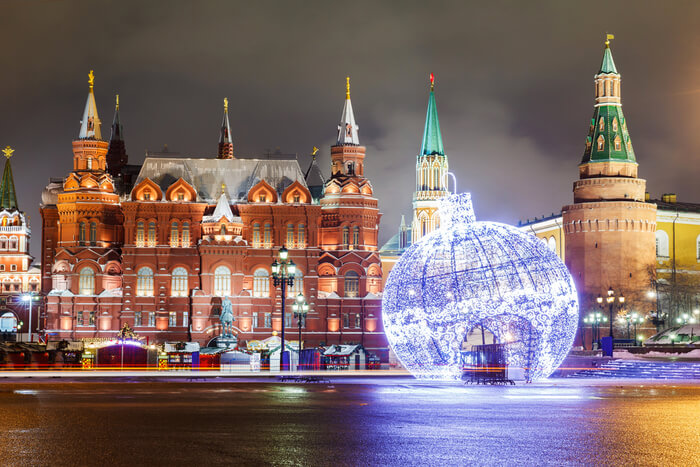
[382,193,579,380]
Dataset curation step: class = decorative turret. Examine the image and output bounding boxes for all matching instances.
[580,35,636,176]
[79,70,102,140]
[304,146,325,200]
[106,94,128,177]
[330,77,366,177]
[0,146,18,210]
[218,97,234,159]
[412,73,449,243]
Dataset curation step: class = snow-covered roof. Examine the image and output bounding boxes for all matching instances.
[323,344,362,356]
[135,157,309,202]
[202,193,236,223]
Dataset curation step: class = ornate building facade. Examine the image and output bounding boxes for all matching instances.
[40,74,387,358]
[0,146,42,341]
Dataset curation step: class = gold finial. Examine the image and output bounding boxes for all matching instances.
[346,76,350,99]
[88,70,95,90]
[605,33,614,47]
[311,146,319,157]
[115,94,120,111]
[221,182,226,195]
[224,97,229,113]
[2,146,14,159]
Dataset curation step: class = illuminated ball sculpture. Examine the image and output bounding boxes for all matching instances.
[382,193,578,380]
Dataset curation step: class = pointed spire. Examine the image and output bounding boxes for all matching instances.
[599,34,618,74]
[106,94,128,177]
[211,191,235,222]
[419,73,444,156]
[0,146,18,210]
[218,97,234,159]
[336,77,360,145]
[305,146,325,200]
[78,70,102,140]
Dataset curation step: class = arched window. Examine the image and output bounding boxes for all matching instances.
[597,135,605,151]
[288,269,304,297]
[614,137,621,151]
[136,267,154,296]
[344,271,359,298]
[171,267,188,297]
[214,265,231,297]
[89,222,97,245]
[182,222,190,246]
[170,222,179,247]
[287,223,294,247]
[599,117,605,131]
[352,226,360,249]
[342,226,349,247]
[79,222,86,245]
[297,224,305,248]
[253,223,261,247]
[220,224,227,235]
[253,268,269,298]
[655,230,670,258]
[79,267,95,295]
[9,236,17,250]
[612,117,618,132]
[136,221,145,246]
[432,166,439,190]
[0,311,17,332]
[0,237,6,250]
[148,222,156,246]
[264,223,272,246]
[548,236,556,252]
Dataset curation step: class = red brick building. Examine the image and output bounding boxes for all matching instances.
[41,73,387,358]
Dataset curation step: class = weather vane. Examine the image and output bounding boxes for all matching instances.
[605,33,615,46]
[311,146,319,158]
[2,146,14,159]
[88,70,95,89]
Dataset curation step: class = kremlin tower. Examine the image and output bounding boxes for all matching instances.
[562,37,657,332]
[411,73,449,243]
[217,98,234,159]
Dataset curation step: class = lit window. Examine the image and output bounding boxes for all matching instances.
[182,222,190,246]
[170,222,179,247]
[144,191,151,201]
[352,226,359,249]
[344,271,359,298]
[253,268,269,298]
[148,312,155,327]
[89,222,97,245]
[88,311,96,326]
[169,312,177,327]
[136,267,154,296]
[288,270,304,297]
[264,223,272,246]
[177,192,184,201]
[287,223,294,247]
[355,313,361,328]
[183,312,189,327]
[79,268,95,295]
[342,226,349,248]
[171,267,188,296]
[148,222,156,246]
[253,223,261,247]
[136,221,145,246]
[214,265,231,297]
[297,224,305,248]
[76,311,83,326]
[293,193,300,203]
[259,194,267,202]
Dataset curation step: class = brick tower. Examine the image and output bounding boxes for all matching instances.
[562,38,656,334]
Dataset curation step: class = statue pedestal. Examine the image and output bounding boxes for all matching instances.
[216,336,238,349]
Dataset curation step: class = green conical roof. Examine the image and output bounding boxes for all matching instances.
[599,44,618,74]
[581,106,635,164]
[0,156,18,210]
[419,89,444,156]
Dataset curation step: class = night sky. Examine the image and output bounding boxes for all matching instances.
[2,0,700,254]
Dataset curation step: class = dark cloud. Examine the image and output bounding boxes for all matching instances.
[1,0,699,254]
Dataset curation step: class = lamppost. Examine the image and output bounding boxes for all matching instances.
[676,312,697,326]
[628,312,645,343]
[271,246,295,371]
[583,312,607,349]
[597,288,624,338]
[292,293,309,355]
[21,293,36,343]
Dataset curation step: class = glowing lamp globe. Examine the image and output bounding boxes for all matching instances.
[382,193,578,380]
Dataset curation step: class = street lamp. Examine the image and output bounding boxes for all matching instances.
[676,312,696,326]
[627,312,645,343]
[598,287,624,339]
[21,293,35,343]
[584,312,607,349]
[292,293,310,355]
[271,246,296,371]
